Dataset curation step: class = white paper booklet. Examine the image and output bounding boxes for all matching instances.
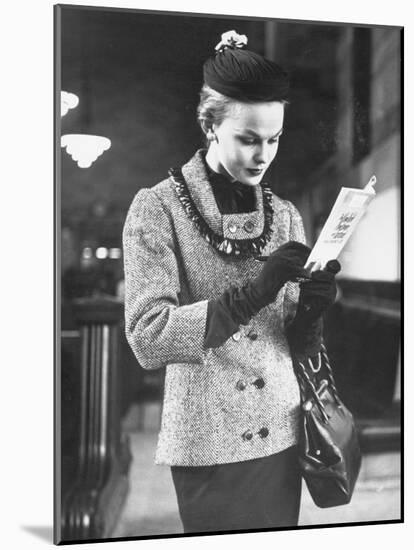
[305,176,377,272]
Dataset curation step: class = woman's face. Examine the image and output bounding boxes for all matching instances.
[208,101,284,186]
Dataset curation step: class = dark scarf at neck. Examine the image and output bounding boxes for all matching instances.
[203,157,256,214]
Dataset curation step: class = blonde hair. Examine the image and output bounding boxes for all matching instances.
[197,84,235,142]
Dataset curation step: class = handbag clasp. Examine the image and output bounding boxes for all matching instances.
[302,379,330,423]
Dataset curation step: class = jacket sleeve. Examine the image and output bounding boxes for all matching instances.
[123,187,208,370]
[283,200,307,325]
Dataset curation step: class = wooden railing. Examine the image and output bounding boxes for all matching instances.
[60,297,132,542]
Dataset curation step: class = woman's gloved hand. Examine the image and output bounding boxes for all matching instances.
[250,241,311,309]
[204,240,311,349]
[296,259,341,320]
[286,260,341,361]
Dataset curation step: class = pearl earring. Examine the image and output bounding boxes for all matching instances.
[207,130,217,142]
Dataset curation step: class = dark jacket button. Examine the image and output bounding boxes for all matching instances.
[248,331,258,341]
[236,380,247,391]
[242,430,253,441]
[253,377,265,389]
[258,427,269,438]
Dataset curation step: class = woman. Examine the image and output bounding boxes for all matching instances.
[123,30,339,533]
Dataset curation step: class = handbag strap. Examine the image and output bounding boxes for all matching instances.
[320,344,341,406]
[296,357,330,422]
[295,343,342,422]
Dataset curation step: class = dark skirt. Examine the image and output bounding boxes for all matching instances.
[170,445,302,534]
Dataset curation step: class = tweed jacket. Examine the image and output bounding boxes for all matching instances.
[123,149,307,466]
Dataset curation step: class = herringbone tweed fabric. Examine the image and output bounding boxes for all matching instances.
[123,150,306,466]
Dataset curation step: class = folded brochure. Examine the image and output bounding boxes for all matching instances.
[305,176,377,272]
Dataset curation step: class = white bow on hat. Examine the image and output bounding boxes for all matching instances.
[215,30,248,52]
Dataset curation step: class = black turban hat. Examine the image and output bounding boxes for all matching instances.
[203,32,289,102]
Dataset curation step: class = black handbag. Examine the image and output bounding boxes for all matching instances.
[294,344,362,508]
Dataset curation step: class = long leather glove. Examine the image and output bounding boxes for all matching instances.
[204,241,310,349]
[286,260,341,361]
[248,241,311,311]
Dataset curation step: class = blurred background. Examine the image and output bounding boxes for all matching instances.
[57,5,401,543]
